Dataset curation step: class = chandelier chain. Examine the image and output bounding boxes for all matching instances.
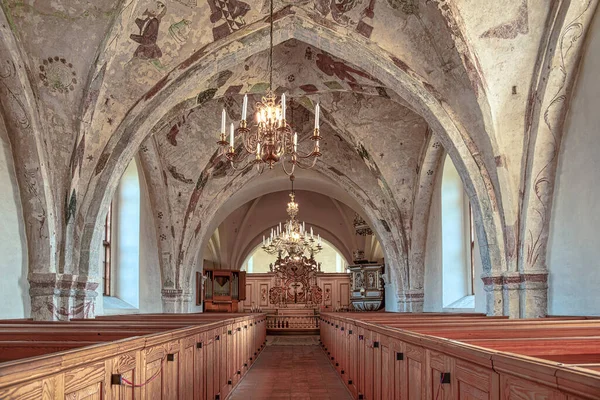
[269,0,273,92]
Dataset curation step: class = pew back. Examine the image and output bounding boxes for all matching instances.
[0,313,267,400]
[320,313,600,400]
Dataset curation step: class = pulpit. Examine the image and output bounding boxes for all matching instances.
[348,263,384,311]
[203,269,246,312]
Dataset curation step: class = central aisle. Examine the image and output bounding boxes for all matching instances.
[229,336,353,400]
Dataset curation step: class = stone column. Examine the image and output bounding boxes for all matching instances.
[482,274,503,316]
[182,289,194,313]
[501,273,521,318]
[396,289,424,313]
[519,1,597,320]
[29,273,99,321]
[162,288,187,313]
[519,271,548,318]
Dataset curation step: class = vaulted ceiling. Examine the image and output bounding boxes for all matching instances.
[1,0,596,315]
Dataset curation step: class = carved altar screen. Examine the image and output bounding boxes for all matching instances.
[268,258,323,308]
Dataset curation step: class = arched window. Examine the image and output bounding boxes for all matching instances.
[441,155,475,309]
[103,159,141,311]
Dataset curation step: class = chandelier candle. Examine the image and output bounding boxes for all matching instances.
[221,109,226,134]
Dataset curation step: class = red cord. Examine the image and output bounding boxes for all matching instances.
[435,373,445,400]
[121,356,166,387]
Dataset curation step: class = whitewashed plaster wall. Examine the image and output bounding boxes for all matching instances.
[0,115,29,319]
[424,155,485,313]
[548,13,600,317]
[423,162,443,312]
[138,165,162,314]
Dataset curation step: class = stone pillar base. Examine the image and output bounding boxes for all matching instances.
[29,273,99,321]
[502,273,522,318]
[520,272,548,318]
[483,275,503,316]
[162,289,193,313]
[483,271,548,318]
[396,289,424,313]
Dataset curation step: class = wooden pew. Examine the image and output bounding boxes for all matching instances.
[0,313,267,400]
[320,313,600,399]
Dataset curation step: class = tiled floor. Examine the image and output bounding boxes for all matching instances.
[229,336,352,400]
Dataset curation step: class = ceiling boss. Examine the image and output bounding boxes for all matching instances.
[216,0,322,176]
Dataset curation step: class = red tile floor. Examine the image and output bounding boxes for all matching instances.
[229,336,353,400]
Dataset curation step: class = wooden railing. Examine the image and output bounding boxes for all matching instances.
[0,313,267,399]
[320,312,600,399]
[267,315,320,331]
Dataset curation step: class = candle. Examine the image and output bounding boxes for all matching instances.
[303,221,305,232]
[293,132,297,152]
[230,123,234,146]
[242,94,248,121]
[221,108,226,134]
[282,93,286,120]
[311,227,313,238]
[314,103,320,129]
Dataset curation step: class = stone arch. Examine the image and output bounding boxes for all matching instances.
[76,9,506,313]
[409,131,445,294]
[182,161,406,309]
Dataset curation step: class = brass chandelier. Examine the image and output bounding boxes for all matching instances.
[216,0,322,175]
[261,176,323,259]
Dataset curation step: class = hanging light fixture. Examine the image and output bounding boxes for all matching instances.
[216,0,322,175]
[261,175,323,258]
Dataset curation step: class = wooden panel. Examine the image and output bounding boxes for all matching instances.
[500,374,565,399]
[323,283,333,306]
[143,357,163,400]
[64,363,105,396]
[380,338,394,400]
[259,284,269,307]
[455,358,497,400]
[406,344,424,400]
[339,282,350,307]
[65,381,102,400]
[110,369,134,400]
[243,283,252,307]
[0,380,45,400]
[181,341,194,400]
